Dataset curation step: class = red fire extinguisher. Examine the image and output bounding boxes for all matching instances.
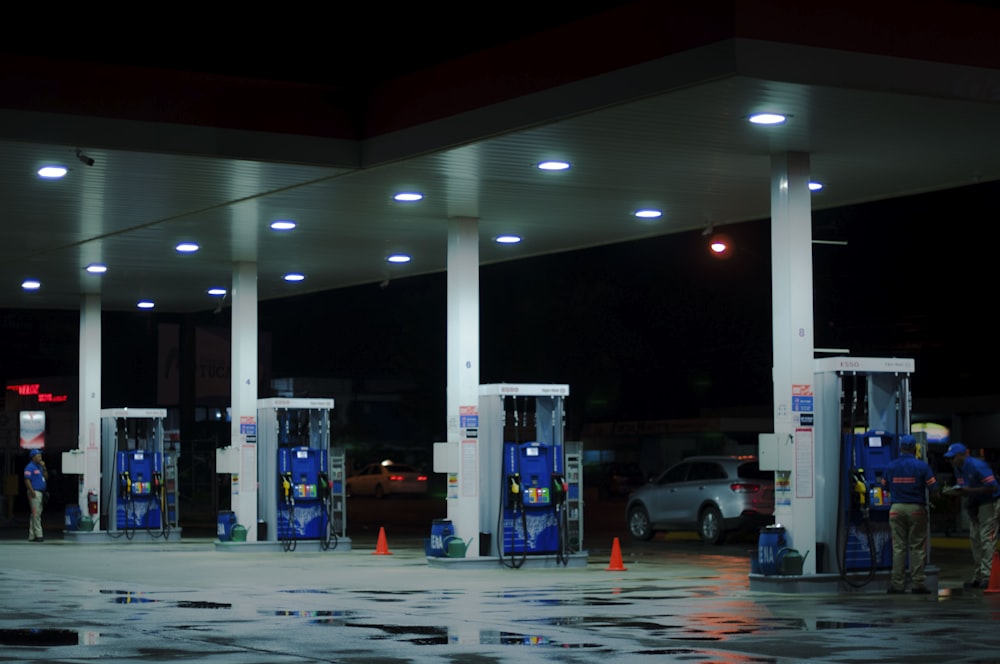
[87,490,99,515]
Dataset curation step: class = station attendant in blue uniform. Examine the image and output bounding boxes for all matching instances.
[883,435,939,594]
[23,449,48,542]
[944,442,1000,589]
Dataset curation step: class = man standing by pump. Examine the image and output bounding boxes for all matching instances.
[944,442,1000,589]
[23,449,48,542]
[883,435,939,594]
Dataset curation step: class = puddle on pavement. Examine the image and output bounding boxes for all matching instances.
[176,600,231,609]
[0,629,99,646]
[343,624,603,649]
[100,590,229,608]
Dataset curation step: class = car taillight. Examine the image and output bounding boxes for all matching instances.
[388,475,404,481]
[417,475,427,481]
[731,483,761,493]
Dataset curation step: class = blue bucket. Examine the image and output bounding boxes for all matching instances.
[757,525,787,575]
[65,505,81,531]
[217,511,237,542]
[429,519,454,557]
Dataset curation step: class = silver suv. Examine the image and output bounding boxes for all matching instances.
[625,455,774,545]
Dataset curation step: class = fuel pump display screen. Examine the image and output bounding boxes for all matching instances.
[868,436,884,447]
[525,447,540,457]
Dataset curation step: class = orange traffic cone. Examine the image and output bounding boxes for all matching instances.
[605,537,627,571]
[985,551,1000,594]
[373,526,393,555]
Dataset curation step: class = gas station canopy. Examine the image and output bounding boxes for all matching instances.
[1,2,998,313]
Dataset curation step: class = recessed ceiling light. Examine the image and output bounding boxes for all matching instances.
[270,220,296,231]
[536,160,570,171]
[283,273,306,282]
[37,166,67,179]
[175,242,200,253]
[495,235,522,244]
[748,113,787,125]
[85,263,108,274]
[809,181,824,191]
[137,300,155,309]
[21,279,41,290]
[394,192,424,202]
[633,209,662,219]
[386,254,412,264]
[207,288,227,296]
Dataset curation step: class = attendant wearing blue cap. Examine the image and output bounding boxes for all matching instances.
[944,442,1000,588]
[22,449,47,542]
[882,436,939,593]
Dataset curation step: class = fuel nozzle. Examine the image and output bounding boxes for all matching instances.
[509,473,521,496]
[852,468,869,518]
[281,472,293,501]
[551,474,568,504]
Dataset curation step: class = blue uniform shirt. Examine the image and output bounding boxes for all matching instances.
[884,452,937,504]
[953,455,1000,505]
[24,460,47,491]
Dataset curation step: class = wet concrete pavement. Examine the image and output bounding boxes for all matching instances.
[1,515,997,664]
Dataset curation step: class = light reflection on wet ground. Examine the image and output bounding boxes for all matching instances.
[0,536,995,663]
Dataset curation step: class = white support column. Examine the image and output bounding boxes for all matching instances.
[770,151,818,573]
[78,294,102,516]
[446,217,481,553]
[230,261,259,541]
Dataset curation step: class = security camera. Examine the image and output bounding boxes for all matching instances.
[76,149,95,167]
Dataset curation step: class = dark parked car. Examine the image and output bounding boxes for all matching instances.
[625,456,774,544]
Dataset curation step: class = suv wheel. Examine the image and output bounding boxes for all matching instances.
[627,505,654,541]
[698,506,726,545]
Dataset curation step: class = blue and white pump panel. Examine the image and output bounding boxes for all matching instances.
[277,446,328,539]
[116,450,162,529]
[842,430,895,571]
[503,441,561,555]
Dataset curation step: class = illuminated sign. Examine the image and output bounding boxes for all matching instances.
[6,383,69,403]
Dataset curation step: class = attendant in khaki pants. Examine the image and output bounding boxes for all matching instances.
[883,436,938,594]
[944,443,1000,589]
[23,449,48,542]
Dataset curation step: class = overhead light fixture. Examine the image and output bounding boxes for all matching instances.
[386,254,412,264]
[137,300,155,309]
[809,181,824,191]
[495,235,522,244]
[270,220,296,231]
[37,166,67,179]
[393,192,424,202]
[85,263,107,274]
[536,160,570,171]
[748,113,787,125]
[175,242,199,253]
[283,273,306,282]
[21,279,41,291]
[207,288,227,296]
[633,209,662,219]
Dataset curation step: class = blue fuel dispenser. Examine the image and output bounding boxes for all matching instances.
[500,441,568,566]
[277,446,331,551]
[840,430,895,574]
[115,449,163,533]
